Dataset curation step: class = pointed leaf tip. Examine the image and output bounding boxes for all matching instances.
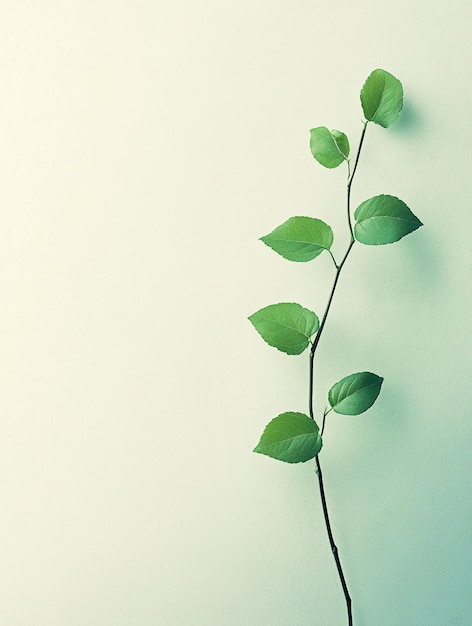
[354,194,422,245]
[328,371,383,415]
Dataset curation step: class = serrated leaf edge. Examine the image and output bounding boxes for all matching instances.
[310,126,348,168]
[259,216,333,254]
[253,412,323,463]
[354,194,423,244]
[248,303,320,355]
[361,69,403,128]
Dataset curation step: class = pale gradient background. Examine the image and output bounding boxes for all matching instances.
[0,2,471,625]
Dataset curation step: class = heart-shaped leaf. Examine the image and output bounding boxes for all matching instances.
[254,412,322,463]
[260,216,334,262]
[360,69,403,128]
[310,127,350,168]
[248,302,319,355]
[328,372,383,415]
[354,194,422,245]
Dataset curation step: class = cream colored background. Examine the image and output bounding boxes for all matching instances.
[0,2,471,625]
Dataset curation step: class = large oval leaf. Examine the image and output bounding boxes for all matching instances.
[360,69,403,128]
[254,412,322,463]
[248,302,319,355]
[354,194,422,245]
[309,127,350,168]
[260,216,334,262]
[328,372,383,415]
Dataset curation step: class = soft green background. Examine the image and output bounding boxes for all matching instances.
[0,2,470,625]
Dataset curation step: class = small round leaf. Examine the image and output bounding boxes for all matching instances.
[310,127,350,168]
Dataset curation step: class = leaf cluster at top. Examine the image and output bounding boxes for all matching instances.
[249,68,422,465]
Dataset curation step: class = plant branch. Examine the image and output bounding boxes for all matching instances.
[347,121,368,238]
[309,122,368,418]
[349,122,368,187]
[316,456,353,626]
[308,123,368,626]
[308,238,354,421]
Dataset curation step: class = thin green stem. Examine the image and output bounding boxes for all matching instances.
[328,248,339,269]
[309,123,368,626]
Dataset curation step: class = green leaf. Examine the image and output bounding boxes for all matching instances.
[254,412,322,463]
[360,69,403,128]
[309,127,350,168]
[328,372,383,415]
[260,216,334,262]
[354,194,422,245]
[248,302,319,355]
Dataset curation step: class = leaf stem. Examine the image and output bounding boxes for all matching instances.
[308,123,368,626]
[320,406,332,437]
[328,249,339,269]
